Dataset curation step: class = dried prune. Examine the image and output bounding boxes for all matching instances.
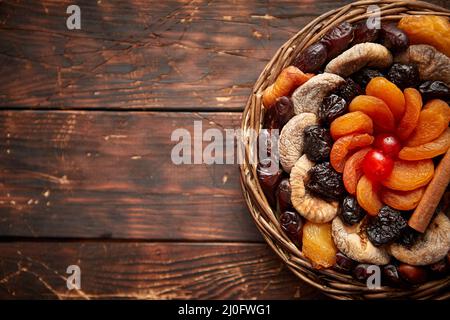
[351,21,379,45]
[319,94,348,125]
[276,178,292,213]
[335,78,362,103]
[275,96,295,128]
[303,125,332,162]
[396,225,420,248]
[339,196,366,226]
[294,42,327,73]
[367,206,408,247]
[419,81,450,101]
[320,22,354,59]
[257,158,282,206]
[379,23,409,52]
[352,68,384,88]
[383,264,402,286]
[387,63,420,89]
[306,162,345,200]
[334,252,356,273]
[279,210,303,245]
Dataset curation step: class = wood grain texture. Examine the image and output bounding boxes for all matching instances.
[0,110,263,241]
[0,242,325,299]
[0,0,353,110]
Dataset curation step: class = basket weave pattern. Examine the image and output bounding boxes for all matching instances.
[239,0,450,299]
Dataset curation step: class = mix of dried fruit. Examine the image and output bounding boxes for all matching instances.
[258,16,450,286]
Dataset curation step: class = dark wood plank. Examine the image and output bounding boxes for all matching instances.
[0,0,351,110]
[0,242,325,299]
[0,110,262,241]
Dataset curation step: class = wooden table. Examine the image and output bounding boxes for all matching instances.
[0,0,446,300]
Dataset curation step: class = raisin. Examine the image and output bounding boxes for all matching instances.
[352,68,384,89]
[387,63,420,89]
[419,81,450,101]
[333,252,356,273]
[319,94,348,125]
[335,78,362,103]
[320,22,354,59]
[293,42,327,73]
[379,23,409,52]
[367,206,408,247]
[351,21,379,45]
[303,125,332,162]
[279,210,303,246]
[339,196,366,225]
[276,178,292,213]
[306,162,345,200]
[257,158,282,206]
[396,225,419,248]
[275,96,294,128]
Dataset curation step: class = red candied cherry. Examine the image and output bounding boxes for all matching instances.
[363,149,394,181]
[374,134,402,158]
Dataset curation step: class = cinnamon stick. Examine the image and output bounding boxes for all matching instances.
[408,149,450,233]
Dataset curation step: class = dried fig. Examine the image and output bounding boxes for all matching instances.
[395,45,450,85]
[325,43,393,78]
[279,113,318,173]
[292,73,345,115]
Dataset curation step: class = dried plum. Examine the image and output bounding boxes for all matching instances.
[279,210,303,245]
[367,206,408,247]
[339,196,366,226]
[306,162,345,200]
[293,42,328,73]
[379,23,409,52]
[352,68,384,88]
[419,81,450,101]
[276,178,292,213]
[303,125,332,162]
[387,63,420,89]
[257,158,282,206]
[351,21,379,45]
[275,96,295,128]
[319,94,348,125]
[320,22,354,59]
[335,78,362,103]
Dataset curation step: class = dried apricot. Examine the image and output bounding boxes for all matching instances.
[399,128,450,160]
[423,99,450,122]
[397,88,422,141]
[366,77,406,122]
[406,108,448,147]
[302,221,337,269]
[330,134,374,172]
[348,95,395,132]
[398,15,450,57]
[343,147,371,195]
[382,159,434,191]
[330,111,373,140]
[356,175,383,216]
[381,187,425,211]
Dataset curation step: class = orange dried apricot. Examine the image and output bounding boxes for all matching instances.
[356,175,383,216]
[397,88,422,141]
[348,95,395,132]
[399,128,450,160]
[423,99,450,122]
[406,108,448,147]
[330,111,373,141]
[343,147,371,195]
[398,15,450,57]
[382,159,434,191]
[366,77,406,122]
[302,221,337,269]
[381,187,425,211]
[263,66,314,107]
[330,134,374,172]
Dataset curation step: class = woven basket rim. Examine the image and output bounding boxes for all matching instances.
[239,0,450,300]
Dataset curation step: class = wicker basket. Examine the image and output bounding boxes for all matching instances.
[239,0,450,300]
